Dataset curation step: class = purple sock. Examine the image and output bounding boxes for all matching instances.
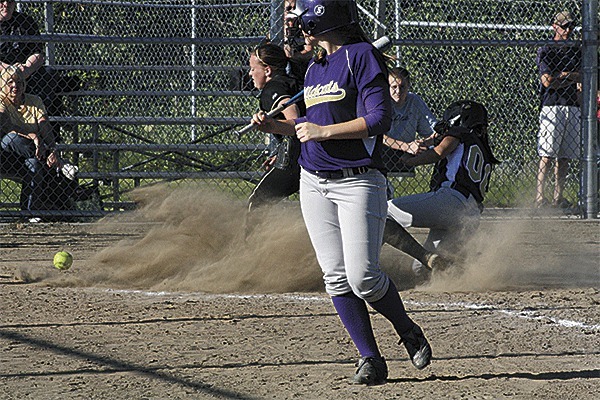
[331,292,381,359]
[369,280,415,336]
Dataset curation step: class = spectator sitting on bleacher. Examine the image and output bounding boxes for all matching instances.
[383,67,437,174]
[0,65,64,215]
[0,0,79,141]
[0,1,44,79]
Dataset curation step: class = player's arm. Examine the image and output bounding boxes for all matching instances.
[558,71,581,83]
[37,117,55,149]
[280,98,300,120]
[253,94,301,136]
[399,135,460,166]
[296,117,370,142]
[260,98,300,170]
[36,118,60,168]
[416,97,437,138]
[14,16,45,79]
[15,53,44,79]
[415,132,440,149]
[277,103,385,143]
[251,111,297,136]
[541,71,580,89]
[383,134,421,154]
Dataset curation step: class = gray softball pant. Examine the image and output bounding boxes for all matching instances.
[299,167,390,302]
[387,186,481,272]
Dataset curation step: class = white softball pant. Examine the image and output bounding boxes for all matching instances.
[299,167,390,302]
[387,186,481,273]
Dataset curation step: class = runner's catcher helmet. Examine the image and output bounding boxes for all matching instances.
[442,100,488,130]
[434,99,500,164]
[293,0,359,36]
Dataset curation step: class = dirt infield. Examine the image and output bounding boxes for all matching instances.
[1,187,599,399]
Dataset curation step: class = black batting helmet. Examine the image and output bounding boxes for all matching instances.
[442,100,488,129]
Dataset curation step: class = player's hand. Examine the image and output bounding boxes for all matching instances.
[46,150,60,168]
[559,71,574,80]
[261,155,277,171]
[295,122,325,142]
[13,63,26,73]
[29,134,45,160]
[406,141,422,155]
[251,111,275,132]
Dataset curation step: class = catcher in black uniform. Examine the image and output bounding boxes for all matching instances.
[246,43,305,213]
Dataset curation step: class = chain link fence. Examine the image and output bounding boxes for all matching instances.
[0,0,597,221]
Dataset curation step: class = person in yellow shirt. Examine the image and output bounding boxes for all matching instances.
[0,65,59,212]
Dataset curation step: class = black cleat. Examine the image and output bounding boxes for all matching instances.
[400,324,432,370]
[352,356,388,385]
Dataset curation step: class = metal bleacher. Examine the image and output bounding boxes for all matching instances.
[0,1,414,220]
[39,1,283,216]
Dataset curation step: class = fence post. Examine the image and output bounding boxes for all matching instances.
[374,0,386,39]
[393,0,401,63]
[191,0,198,141]
[43,2,55,65]
[270,0,284,45]
[581,0,599,219]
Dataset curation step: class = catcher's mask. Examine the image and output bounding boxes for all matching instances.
[284,8,306,52]
[434,100,488,135]
[291,0,359,36]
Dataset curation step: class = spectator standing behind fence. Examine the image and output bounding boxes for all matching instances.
[246,43,303,215]
[0,66,58,214]
[0,1,44,79]
[534,11,581,209]
[252,0,432,386]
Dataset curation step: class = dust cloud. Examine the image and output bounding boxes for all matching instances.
[34,185,598,293]
[425,216,599,292]
[56,185,323,293]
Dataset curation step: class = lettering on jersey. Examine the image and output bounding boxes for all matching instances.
[304,80,346,108]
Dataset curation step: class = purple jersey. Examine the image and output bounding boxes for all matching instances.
[297,42,391,172]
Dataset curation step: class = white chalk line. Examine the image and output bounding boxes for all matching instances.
[103,289,600,332]
[408,300,600,332]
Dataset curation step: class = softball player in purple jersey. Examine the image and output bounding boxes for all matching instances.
[251,0,431,386]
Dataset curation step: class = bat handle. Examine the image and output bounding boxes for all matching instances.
[236,103,286,135]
